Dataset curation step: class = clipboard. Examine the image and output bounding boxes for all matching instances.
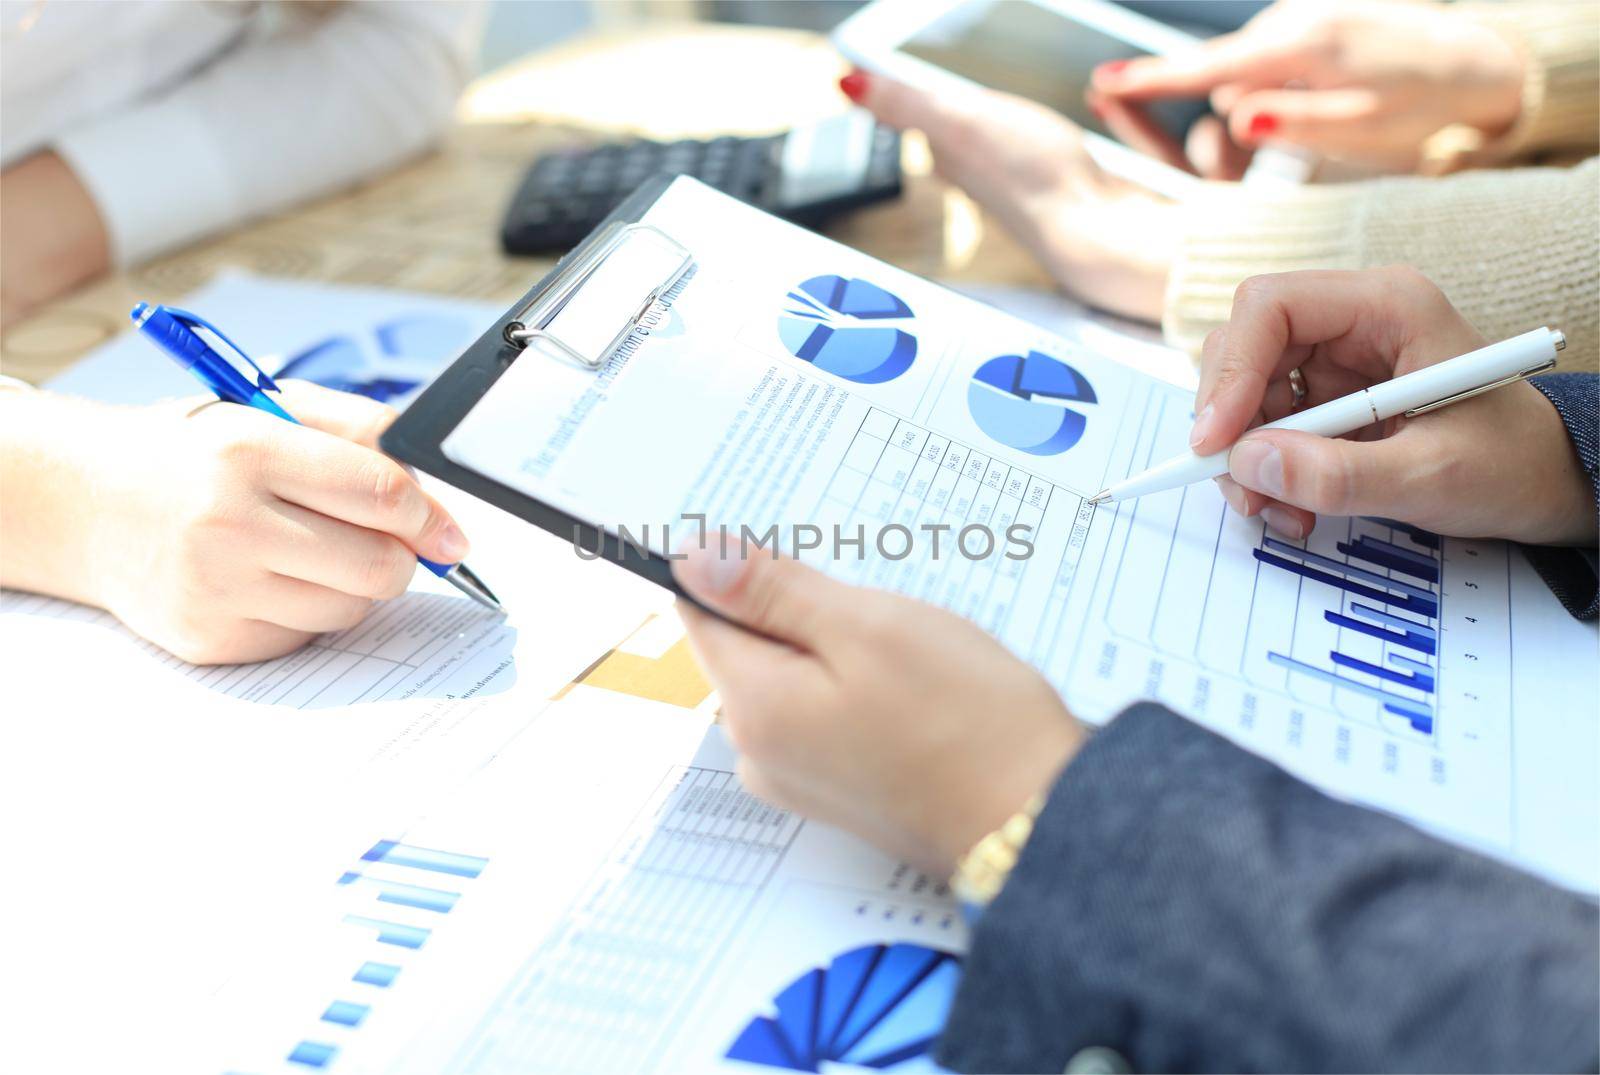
[381,173,707,602]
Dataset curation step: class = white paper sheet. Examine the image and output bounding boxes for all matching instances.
[205,703,965,1075]
[443,177,1599,894]
[0,274,677,1075]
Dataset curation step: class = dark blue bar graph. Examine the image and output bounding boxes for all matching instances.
[1260,522,1442,736]
[1329,651,1436,692]
[1367,517,1440,549]
[1324,610,1436,655]
[1254,549,1439,618]
[1263,538,1437,603]
[288,1041,338,1069]
[1267,653,1434,732]
[1338,537,1439,583]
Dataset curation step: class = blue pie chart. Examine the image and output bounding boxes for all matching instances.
[778,275,916,384]
[967,350,1097,456]
[726,943,961,1072]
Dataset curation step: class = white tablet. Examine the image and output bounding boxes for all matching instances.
[833,0,1258,199]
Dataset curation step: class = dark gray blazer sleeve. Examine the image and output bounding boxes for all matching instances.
[1526,372,1599,620]
[935,705,1600,1074]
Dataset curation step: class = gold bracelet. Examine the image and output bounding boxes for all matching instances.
[950,793,1045,907]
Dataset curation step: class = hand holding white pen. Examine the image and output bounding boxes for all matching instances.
[1096,270,1596,547]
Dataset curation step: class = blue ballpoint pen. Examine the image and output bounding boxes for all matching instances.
[130,302,502,614]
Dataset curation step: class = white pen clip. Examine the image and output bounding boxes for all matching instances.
[504,223,693,370]
[1402,331,1563,418]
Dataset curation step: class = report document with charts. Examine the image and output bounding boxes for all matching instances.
[445,177,1598,894]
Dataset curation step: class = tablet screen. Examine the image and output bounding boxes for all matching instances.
[899,1,1209,145]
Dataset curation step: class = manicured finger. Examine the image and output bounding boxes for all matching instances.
[1226,87,1382,149]
[1229,428,1419,519]
[1093,34,1303,100]
[851,69,967,138]
[271,379,399,449]
[257,423,469,564]
[262,500,417,599]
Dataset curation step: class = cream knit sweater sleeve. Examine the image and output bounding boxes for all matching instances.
[1460,1,1599,163]
[1164,158,1599,368]
[1163,2,1599,369]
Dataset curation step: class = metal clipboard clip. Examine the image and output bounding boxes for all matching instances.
[502,223,694,369]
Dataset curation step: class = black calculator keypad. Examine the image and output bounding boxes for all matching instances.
[501,127,901,255]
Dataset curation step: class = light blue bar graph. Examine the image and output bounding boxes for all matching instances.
[360,840,487,879]
[343,914,430,949]
[353,961,400,987]
[1268,652,1434,725]
[337,871,460,913]
[1387,652,1435,675]
[322,1000,371,1027]
[288,1041,338,1069]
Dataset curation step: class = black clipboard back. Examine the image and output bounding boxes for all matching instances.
[381,174,693,600]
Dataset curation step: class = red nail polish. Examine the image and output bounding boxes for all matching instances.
[1248,112,1279,137]
[839,71,869,103]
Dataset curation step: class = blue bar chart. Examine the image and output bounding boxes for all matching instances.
[337,870,461,913]
[1253,525,1442,735]
[359,840,487,879]
[286,839,489,1069]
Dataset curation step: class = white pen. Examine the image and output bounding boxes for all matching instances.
[1090,326,1566,505]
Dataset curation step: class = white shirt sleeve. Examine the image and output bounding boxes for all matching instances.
[52,1,485,268]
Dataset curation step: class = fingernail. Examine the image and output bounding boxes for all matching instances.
[1097,59,1130,78]
[1215,477,1247,515]
[1248,112,1279,137]
[1189,404,1215,449]
[437,522,470,562]
[1260,507,1304,540]
[677,539,746,595]
[839,70,869,103]
[1230,438,1285,499]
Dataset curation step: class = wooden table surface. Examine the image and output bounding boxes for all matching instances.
[0,22,1051,387]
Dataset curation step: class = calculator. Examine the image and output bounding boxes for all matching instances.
[500,111,903,255]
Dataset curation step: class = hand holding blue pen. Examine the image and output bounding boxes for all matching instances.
[131,302,502,614]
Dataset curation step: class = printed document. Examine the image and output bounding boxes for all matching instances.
[446,177,1599,893]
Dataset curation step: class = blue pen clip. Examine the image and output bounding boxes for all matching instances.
[160,306,283,394]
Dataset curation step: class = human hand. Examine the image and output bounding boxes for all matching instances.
[1092,0,1526,172]
[1190,267,1595,546]
[83,381,470,664]
[844,70,1176,322]
[673,545,1083,875]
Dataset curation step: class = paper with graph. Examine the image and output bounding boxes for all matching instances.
[446,178,1598,893]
